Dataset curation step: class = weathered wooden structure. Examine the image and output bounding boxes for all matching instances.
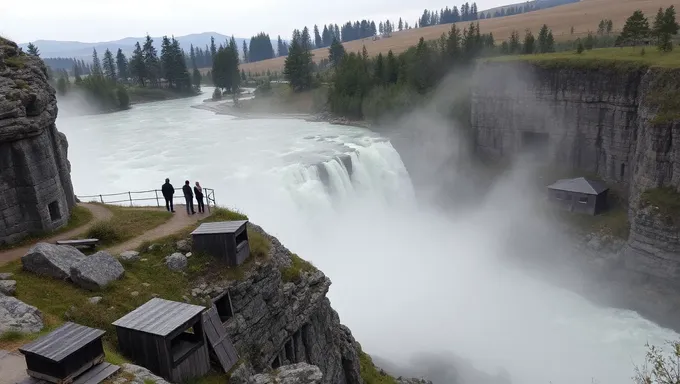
[212,289,234,324]
[202,306,239,373]
[18,322,119,384]
[547,177,609,215]
[191,221,250,266]
[112,298,210,382]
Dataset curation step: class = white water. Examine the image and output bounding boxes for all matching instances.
[58,91,679,384]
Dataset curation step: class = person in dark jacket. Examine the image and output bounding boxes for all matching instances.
[182,180,196,215]
[161,178,175,212]
[194,181,205,213]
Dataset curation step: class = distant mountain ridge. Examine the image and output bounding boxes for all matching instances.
[19,32,278,59]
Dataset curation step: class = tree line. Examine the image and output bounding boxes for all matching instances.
[617,6,679,51]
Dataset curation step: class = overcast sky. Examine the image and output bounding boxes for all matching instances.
[1,0,509,43]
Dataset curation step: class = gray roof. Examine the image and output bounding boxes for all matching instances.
[112,298,206,336]
[19,322,105,362]
[547,177,608,195]
[191,220,248,235]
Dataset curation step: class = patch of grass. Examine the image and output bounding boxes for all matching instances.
[0,205,94,251]
[641,187,680,227]
[84,205,171,246]
[488,47,680,69]
[359,351,397,384]
[280,254,316,284]
[5,56,26,69]
[646,68,680,124]
[0,330,24,342]
[14,79,28,89]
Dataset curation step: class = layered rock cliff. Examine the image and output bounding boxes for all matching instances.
[0,37,75,245]
[470,60,680,328]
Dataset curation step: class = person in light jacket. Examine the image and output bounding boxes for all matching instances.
[194,181,205,213]
[161,178,175,212]
[182,180,196,215]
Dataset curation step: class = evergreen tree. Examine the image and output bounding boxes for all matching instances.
[227,37,241,94]
[301,27,312,51]
[584,32,595,50]
[242,40,249,63]
[210,36,217,59]
[102,49,117,81]
[328,38,346,67]
[322,25,332,47]
[546,30,555,53]
[249,33,275,62]
[277,36,285,56]
[161,36,176,87]
[334,25,341,41]
[537,24,551,53]
[284,29,313,91]
[385,50,398,84]
[190,44,202,91]
[576,38,584,54]
[172,38,191,91]
[143,35,161,86]
[399,18,403,31]
[130,42,146,86]
[445,24,462,65]
[116,49,129,83]
[91,48,103,76]
[73,62,83,84]
[27,43,40,56]
[509,30,521,53]
[606,20,614,34]
[523,30,535,54]
[620,10,651,46]
[653,6,679,52]
[314,25,323,48]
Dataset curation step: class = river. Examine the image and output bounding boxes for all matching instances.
[57,90,678,384]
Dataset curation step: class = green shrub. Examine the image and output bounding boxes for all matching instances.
[86,220,124,245]
[0,330,24,342]
[641,187,680,226]
[116,86,130,109]
[5,56,25,69]
[280,254,316,283]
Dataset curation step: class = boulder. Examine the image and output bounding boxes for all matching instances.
[88,296,102,305]
[0,281,17,296]
[119,251,140,262]
[0,295,43,333]
[70,251,125,291]
[0,273,13,280]
[22,243,85,280]
[117,363,171,384]
[166,253,187,271]
[176,239,191,252]
[248,363,323,384]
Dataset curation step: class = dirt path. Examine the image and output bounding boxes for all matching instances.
[0,203,112,266]
[105,205,207,255]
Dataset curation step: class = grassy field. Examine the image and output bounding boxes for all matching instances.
[83,205,172,247]
[228,0,673,74]
[0,205,93,251]
[490,47,680,68]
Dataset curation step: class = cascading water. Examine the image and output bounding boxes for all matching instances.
[57,91,680,384]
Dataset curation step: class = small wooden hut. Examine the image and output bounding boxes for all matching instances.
[18,322,119,384]
[112,298,210,382]
[191,221,250,266]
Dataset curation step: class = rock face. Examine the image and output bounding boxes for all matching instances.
[70,251,125,290]
[248,363,323,384]
[22,242,85,279]
[0,38,76,246]
[0,295,43,333]
[470,62,680,329]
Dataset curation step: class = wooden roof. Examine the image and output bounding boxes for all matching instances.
[19,322,105,362]
[191,221,248,235]
[112,298,205,337]
[547,177,608,195]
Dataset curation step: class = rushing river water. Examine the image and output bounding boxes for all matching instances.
[57,91,679,384]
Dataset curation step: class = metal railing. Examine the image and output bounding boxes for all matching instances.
[77,187,217,213]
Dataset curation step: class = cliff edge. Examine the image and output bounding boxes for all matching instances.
[0,37,75,245]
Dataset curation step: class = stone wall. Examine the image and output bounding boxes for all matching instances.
[0,38,75,245]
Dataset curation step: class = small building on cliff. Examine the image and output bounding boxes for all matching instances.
[547,177,609,215]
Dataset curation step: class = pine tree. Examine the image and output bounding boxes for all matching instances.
[576,38,584,54]
[606,20,614,34]
[249,33,275,62]
[172,38,191,91]
[210,36,217,59]
[620,10,651,46]
[509,30,521,53]
[161,36,176,87]
[537,24,550,53]
[116,49,129,83]
[190,44,201,91]
[284,29,313,92]
[653,6,679,52]
[27,43,40,56]
[130,42,147,86]
[301,27,312,51]
[523,30,535,54]
[314,25,322,48]
[322,25,332,47]
[73,62,83,84]
[598,20,606,35]
[277,36,285,56]
[546,30,555,52]
[91,48,103,76]
[386,50,398,84]
[328,38,346,67]
[102,48,117,81]
[446,24,462,65]
[398,18,403,31]
[143,35,161,87]
[242,40,249,63]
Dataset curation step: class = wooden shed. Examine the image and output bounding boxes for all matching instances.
[191,221,250,266]
[112,298,210,382]
[18,322,119,384]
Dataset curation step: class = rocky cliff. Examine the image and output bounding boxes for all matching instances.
[471,60,680,328]
[0,38,75,245]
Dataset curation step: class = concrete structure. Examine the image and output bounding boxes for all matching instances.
[547,177,609,215]
[0,38,75,246]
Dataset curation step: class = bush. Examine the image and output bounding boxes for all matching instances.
[280,254,316,283]
[212,88,222,100]
[86,220,124,245]
[116,86,130,109]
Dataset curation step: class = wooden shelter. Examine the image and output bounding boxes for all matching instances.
[202,306,239,373]
[18,322,119,384]
[191,221,250,266]
[112,298,210,382]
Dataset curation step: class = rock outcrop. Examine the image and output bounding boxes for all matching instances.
[248,363,323,384]
[0,295,43,333]
[0,37,76,245]
[70,251,125,290]
[22,242,85,279]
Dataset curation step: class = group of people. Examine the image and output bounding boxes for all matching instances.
[161,178,206,215]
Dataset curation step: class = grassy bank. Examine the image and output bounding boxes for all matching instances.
[489,47,680,69]
[0,208,269,365]
[0,205,93,251]
[127,87,198,104]
[83,205,172,247]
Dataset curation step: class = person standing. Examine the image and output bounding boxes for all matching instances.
[161,178,175,212]
[194,181,205,213]
[182,180,196,215]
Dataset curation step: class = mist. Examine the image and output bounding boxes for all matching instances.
[55,68,679,384]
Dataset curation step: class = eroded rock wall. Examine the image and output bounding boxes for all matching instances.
[0,38,75,245]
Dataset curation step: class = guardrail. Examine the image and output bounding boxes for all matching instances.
[76,188,217,213]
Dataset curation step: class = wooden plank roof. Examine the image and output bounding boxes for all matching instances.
[19,322,105,362]
[191,221,248,235]
[112,298,206,337]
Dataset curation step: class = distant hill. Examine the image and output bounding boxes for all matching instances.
[19,32,277,60]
